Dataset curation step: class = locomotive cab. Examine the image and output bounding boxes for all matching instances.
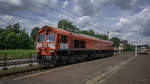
[36,31,56,56]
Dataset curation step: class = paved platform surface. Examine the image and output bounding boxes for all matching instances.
[0,53,141,84]
[99,54,150,84]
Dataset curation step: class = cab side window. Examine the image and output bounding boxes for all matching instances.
[80,41,85,48]
[61,35,67,43]
[74,40,79,48]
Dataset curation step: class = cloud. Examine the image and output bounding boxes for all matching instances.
[74,0,109,16]
[78,16,92,26]
[74,0,139,16]
[62,1,69,8]
[0,14,14,27]
[1,15,13,21]
[115,6,150,36]
[0,0,58,12]
[114,0,138,10]
[0,13,57,34]
[113,6,150,45]
[133,7,150,36]
[2,0,22,6]
[0,0,60,33]
[0,14,36,32]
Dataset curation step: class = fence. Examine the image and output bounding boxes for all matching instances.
[114,50,131,55]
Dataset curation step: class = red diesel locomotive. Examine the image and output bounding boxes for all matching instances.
[36,26,114,66]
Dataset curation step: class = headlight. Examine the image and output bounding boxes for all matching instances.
[37,43,42,47]
[48,43,55,49]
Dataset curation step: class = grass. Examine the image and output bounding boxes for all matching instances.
[0,50,35,60]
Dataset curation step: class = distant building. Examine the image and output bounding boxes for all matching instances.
[137,45,148,53]
[114,40,129,51]
[121,40,128,45]
[118,42,125,50]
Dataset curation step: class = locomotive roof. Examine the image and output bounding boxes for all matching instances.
[72,33,112,44]
[37,25,71,35]
[38,25,113,44]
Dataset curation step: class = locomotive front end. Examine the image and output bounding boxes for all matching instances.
[36,32,56,55]
[36,27,57,66]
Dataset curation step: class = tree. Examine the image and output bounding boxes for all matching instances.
[79,29,108,40]
[17,32,32,49]
[124,44,135,51]
[5,32,18,49]
[12,23,21,33]
[0,28,4,33]
[5,23,22,33]
[0,28,7,49]
[58,19,80,33]
[0,23,33,49]
[31,27,39,41]
[88,29,95,35]
[95,34,108,40]
[110,37,121,48]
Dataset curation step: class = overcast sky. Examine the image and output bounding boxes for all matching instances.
[0,0,150,45]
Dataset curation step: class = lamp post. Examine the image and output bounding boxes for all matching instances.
[135,44,137,56]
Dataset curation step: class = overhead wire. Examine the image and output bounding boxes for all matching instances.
[0,2,113,35]
[37,3,109,34]
[0,9,57,27]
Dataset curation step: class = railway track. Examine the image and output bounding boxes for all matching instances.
[0,58,41,78]
[0,59,37,66]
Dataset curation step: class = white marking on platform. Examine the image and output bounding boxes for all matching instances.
[84,55,137,84]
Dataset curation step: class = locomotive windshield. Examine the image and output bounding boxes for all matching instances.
[47,33,55,42]
[37,33,45,42]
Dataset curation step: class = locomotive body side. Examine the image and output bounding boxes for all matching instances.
[36,26,114,66]
[71,33,113,50]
